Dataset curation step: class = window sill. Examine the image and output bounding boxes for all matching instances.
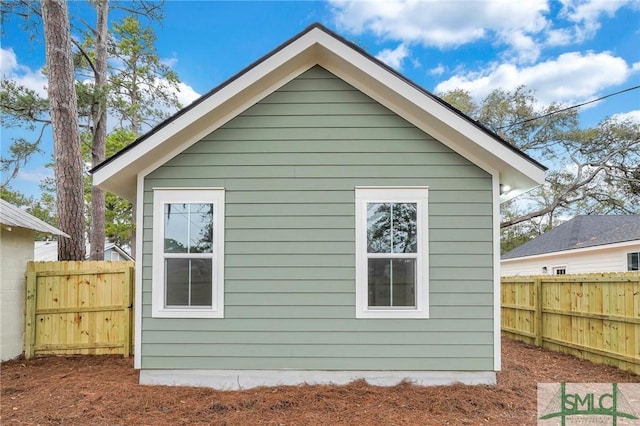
[151,308,224,319]
[355,308,429,319]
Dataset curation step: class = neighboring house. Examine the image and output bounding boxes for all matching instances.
[501,215,640,276]
[0,199,68,361]
[92,24,546,389]
[34,241,134,261]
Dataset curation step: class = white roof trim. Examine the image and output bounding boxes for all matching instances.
[94,25,545,201]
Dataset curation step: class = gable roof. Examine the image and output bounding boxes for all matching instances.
[93,23,546,202]
[502,215,640,260]
[0,199,69,237]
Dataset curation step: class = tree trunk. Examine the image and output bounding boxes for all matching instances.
[89,0,108,261]
[41,0,85,260]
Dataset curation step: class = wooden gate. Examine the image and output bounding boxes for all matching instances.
[24,261,134,358]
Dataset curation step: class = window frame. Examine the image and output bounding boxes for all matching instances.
[152,188,225,318]
[552,266,567,275]
[355,186,429,319]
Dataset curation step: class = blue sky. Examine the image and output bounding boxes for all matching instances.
[2,0,639,198]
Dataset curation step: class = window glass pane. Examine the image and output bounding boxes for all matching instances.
[391,258,416,306]
[164,204,189,253]
[367,203,391,253]
[392,203,417,253]
[166,258,189,306]
[190,259,213,306]
[190,204,213,253]
[629,252,639,271]
[368,258,391,306]
[164,203,214,253]
[165,258,212,307]
[367,258,416,307]
[367,202,417,253]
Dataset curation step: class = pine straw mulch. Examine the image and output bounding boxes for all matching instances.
[1,338,638,425]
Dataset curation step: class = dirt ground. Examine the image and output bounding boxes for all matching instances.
[1,338,638,425]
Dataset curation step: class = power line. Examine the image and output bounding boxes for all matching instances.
[496,85,640,130]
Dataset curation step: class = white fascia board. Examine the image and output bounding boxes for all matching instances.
[501,239,640,263]
[313,31,545,190]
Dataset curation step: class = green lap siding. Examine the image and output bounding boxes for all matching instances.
[141,66,494,371]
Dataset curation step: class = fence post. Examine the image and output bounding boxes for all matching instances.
[534,277,543,347]
[24,268,37,359]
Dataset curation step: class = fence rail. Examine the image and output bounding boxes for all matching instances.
[501,273,640,375]
[24,261,134,358]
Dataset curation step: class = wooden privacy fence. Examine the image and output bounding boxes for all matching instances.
[502,273,640,375]
[24,261,134,358]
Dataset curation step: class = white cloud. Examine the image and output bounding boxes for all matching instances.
[499,30,541,63]
[161,56,178,68]
[331,0,549,47]
[0,47,48,98]
[375,43,409,70]
[173,81,200,107]
[330,0,637,64]
[613,110,640,122]
[16,166,54,184]
[330,0,549,63]
[435,51,632,105]
[0,47,18,73]
[429,64,446,76]
[545,28,573,46]
[559,0,633,42]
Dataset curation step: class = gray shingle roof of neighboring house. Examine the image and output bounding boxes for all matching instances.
[0,199,69,237]
[502,215,640,260]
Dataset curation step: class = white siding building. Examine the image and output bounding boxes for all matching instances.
[0,199,68,361]
[501,215,640,276]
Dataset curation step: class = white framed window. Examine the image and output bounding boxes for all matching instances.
[355,187,429,319]
[552,266,567,275]
[152,188,225,318]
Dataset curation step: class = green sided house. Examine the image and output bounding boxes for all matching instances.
[92,23,546,389]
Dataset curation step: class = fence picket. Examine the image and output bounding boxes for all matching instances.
[534,278,542,347]
[24,271,37,358]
